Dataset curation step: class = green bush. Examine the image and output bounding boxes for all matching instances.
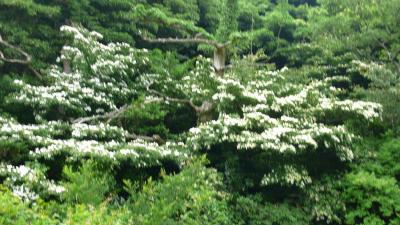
[231,194,310,225]
[0,186,56,225]
[342,171,400,225]
[124,157,233,225]
[355,137,400,182]
[63,204,127,225]
[61,160,115,205]
[373,139,400,180]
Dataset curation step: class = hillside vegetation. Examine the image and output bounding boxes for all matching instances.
[0,0,399,224]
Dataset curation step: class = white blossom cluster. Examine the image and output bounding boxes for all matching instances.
[0,116,189,199]
[0,164,65,201]
[11,26,149,118]
[188,114,355,161]
[318,98,382,120]
[0,115,189,168]
[187,67,382,188]
[0,27,192,202]
[175,56,219,101]
[0,116,66,143]
[72,123,127,141]
[351,60,398,89]
[261,165,312,188]
[32,139,189,168]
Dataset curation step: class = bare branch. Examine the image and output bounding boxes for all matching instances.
[0,34,42,79]
[72,105,128,124]
[145,83,199,111]
[377,41,393,61]
[145,82,214,124]
[0,35,31,64]
[377,40,400,73]
[143,34,230,75]
[60,47,72,74]
[143,36,229,49]
[125,133,165,144]
[71,104,165,144]
[28,66,43,80]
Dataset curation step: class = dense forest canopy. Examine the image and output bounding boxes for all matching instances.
[0,0,399,224]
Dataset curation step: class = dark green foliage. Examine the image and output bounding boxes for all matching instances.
[121,97,169,137]
[355,137,400,184]
[0,140,29,164]
[331,137,400,225]
[197,0,220,33]
[375,139,400,180]
[63,0,136,44]
[232,194,310,225]
[0,0,61,72]
[216,0,239,41]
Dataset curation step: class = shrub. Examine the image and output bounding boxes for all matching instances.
[231,194,310,225]
[124,157,233,225]
[342,171,400,225]
[0,185,56,225]
[61,160,115,205]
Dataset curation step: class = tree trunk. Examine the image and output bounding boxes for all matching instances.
[196,100,214,124]
[213,45,226,75]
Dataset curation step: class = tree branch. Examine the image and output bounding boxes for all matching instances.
[0,35,31,64]
[145,83,199,111]
[0,34,42,79]
[125,133,165,144]
[143,34,230,75]
[377,40,400,73]
[72,105,128,124]
[145,82,214,123]
[143,36,229,49]
[71,105,165,144]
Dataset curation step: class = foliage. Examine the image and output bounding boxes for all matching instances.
[121,96,170,137]
[0,0,61,72]
[351,60,400,130]
[232,194,310,225]
[0,185,56,225]
[1,1,399,224]
[354,137,400,185]
[124,157,233,225]
[62,160,115,205]
[342,171,400,225]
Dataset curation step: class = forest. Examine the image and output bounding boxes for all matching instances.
[0,0,399,224]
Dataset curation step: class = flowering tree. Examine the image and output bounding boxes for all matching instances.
[0,26,189,201]
[0,25,382,202]
[185,67,381,189]
[141,30,382,191]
